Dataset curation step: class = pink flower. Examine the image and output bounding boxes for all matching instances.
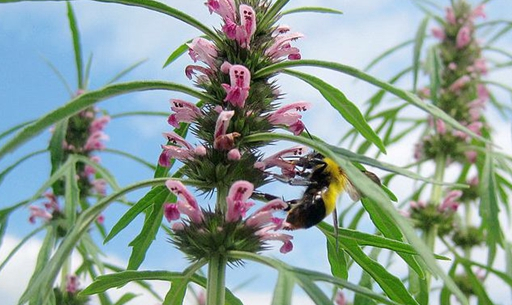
[473,58,488,75]
[456,26,472,49]
[246,199,288,227]
[335,291,346,305]
[221,64,251,107]
[84,130,109,151]
[431,27,445,40]
[167,99,203,128]
[268,101,311,135]
[435,119,446,135]
[28,206,52,224]
[235,5,256,48]
[254,145,307,178]
[66,275,80,294]
[256,226,293,253]
[446,8,456,25]
[205,0,236,22]
[439,190,462,212]
[164,203,181,222]
[465,150,477,163]
[92,179,107,195]
[227,148,241,160]
[159,132,201,165]
[265,32,304,61]
[472,4,486,20]
[225,180,255,222]
[97,214,105,225]
[185,65,213,82]
[449,75,471,92]
[213,110,240,150]
[166,180,203,223]
[477,84,490,101]
[90,115,110,133]
[187,37,218,68]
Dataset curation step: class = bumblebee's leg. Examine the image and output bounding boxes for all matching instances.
[251,191,299,212]
[333,207,339,250]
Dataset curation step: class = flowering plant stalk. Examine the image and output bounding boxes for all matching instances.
[1,0,511,305]
[340,0,512,303]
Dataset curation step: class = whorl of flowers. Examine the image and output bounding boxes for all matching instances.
[159,0,309,256]
[415,2,488,164]
[160,0,307,193]
[164,180,293,261]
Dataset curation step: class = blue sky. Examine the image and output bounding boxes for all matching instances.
[1,0,512,304]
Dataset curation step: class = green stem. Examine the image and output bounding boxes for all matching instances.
[424,153,447,291]
[216,186,228,214]
[206,255,227,305]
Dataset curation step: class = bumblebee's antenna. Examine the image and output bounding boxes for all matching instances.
[304,126,314,140]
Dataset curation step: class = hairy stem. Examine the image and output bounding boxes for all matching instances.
[206,254,227,305]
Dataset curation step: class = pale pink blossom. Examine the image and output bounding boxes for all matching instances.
[265,32,304,61]
[449,75,471,92]
[227,148,241,160]
[255,145,307,178]
[90,115,110,133]
[205,0,236,22]
[66,275,80,294]
[159,132,201,165]
[236,5,256,48]
[268,101,311,135]
[213,110,240,150]
[439,190,462,212]
[446,8,456,25]
[221,64,251,107]
[456,26,472,49]
[256,226,293,253]
[166,180,203,223]
[84,130,109,151]
[167,99,203,128]
[431,27,445,40]
[472,4,486,20]
[465,150,477,163]
[225,180,255,222]
[164,203,181,222]
[187,38,218,68]
[92,179,107,195]
[435,119,446,135]
[28,206,53,224]
[335,291,346,305]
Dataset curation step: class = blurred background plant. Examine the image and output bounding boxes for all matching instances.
[0,0,511,305]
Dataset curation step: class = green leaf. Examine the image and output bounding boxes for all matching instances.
[282,7,343,15]
[254,59,490,145]
[163,41,191,68]
[328,144,464,187]
[271,272,294,305]
[413,17,429,92]
[127,186,172,270]
[460,263,493,304]
[113,293,138,305]
[106,58,148,84]
[361,197,425,278]
[364,40,414,71]
[93,0,221,44]
[0,81,208,159]
[0,226,44,273]
[325,232,348,279]
[64,160,80,226]
[40,55,75,97]
[103,148,156,170]
[259,0,290,29]
[341,239,418,304]
[66,1,84,89]
[283,69,387,154]
[0,149,47,185]
[479,149,504,266]
[426,46,442,105]
[105,185,169,243]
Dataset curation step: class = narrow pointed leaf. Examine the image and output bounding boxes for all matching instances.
[0,81,208,159]
[271,272,294,305]
[163,41,190,68]
[66,2,84,89]
[106,58,147,84]
[282,7,343,15]
[284,69,386,154]
[413,17,429,92]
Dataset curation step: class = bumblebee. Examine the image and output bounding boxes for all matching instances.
[262,152,381,230]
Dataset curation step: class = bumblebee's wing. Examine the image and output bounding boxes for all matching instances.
[346,170,381,202]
